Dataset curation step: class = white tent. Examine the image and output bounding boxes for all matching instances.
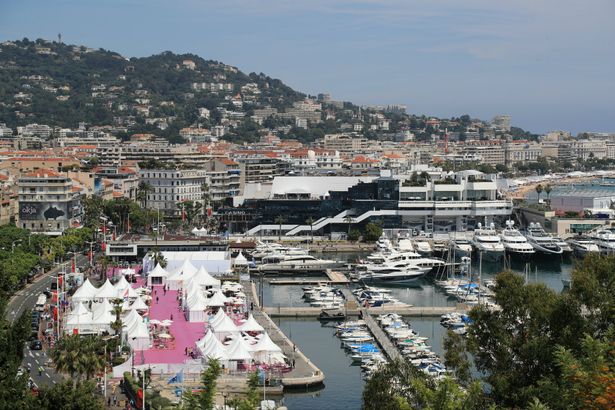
[122,308,142,329]
[91,299,115,332]
[96,279,119,300]
[225,336,253,368]
[147,264,168,287]
[65,302,94,333]
[208,309,226,328]
[189,266,221,288]
[114,276,130,291]
[211,312,239,340]
[206,290,229,308]
[233,252,248,267]
[72,278,98,302]
[238,314,264,333]
[131,296,149,312]
[127,319,150,350]
[186,289,208,322]
[197,332,229,361]
[191,227,199,235]
[167,259,197,290]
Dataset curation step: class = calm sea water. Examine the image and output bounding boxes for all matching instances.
[260,251,576,410]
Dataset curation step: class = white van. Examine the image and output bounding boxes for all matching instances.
[35,294,47,312]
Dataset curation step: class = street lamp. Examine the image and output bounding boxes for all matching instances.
[102,334,119,399]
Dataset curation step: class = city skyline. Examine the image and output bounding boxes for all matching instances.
[2,0,614,134]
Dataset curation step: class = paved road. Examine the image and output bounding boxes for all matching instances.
[6,254,90,387]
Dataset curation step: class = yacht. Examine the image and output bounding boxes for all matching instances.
[358,265,429,284]
[500,220,535,257]
[590,229,615,254]
[251,241,309,259]
[471,223,505,260]
[523,223,563,255]
[567,236,600,258]
[552,235,573,254]
[258,254,341,274]
[361,250,445,271]
[451,238,473,257]
[375,233,393,253]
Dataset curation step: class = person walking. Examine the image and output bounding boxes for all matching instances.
[156,296,159,304]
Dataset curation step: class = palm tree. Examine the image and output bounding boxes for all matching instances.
[110,298,124,336]
[274,215,286,240]
[201,182,210,222]
[52,334,83,387]
[544,184,552,204]
[81,337,105,381]
[150,248,167,268]
[535,184,543,202]
[306,216,315,242]
[137,182,153,209]
[344,214,354,236]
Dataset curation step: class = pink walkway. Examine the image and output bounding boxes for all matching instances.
[133,280,206,365]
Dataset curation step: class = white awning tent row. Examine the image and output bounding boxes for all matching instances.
[71,278,98,303]
[185,287,209,322]
[195,328,284,370]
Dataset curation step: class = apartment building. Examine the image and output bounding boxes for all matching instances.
[461,144,505,165]
[205,159,241,204]
[323,134,369,153]
[504,141,542,165]
[138,169,209,217]
[97,143,212,167]
[18,169,82,235]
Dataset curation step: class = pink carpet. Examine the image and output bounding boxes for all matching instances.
[133,280,206,365]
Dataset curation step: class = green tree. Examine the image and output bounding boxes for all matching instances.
[137,181,153,209]
[150,248,167,268]
[344,214,354,236]
[443,330,471,386]
[51,334,105,386]
[362,359,487,410]
[35,380,104,410]
[347,228,361,242]
[535,184,543,201]
[184,359,222,410]
[544,184,552,203]
[363,222,383,242]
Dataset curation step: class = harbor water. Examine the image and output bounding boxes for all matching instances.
[259,251,575,410]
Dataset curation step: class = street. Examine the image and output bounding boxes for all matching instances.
[5,254,90,387]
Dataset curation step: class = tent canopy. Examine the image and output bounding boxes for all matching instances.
[96,279,118,299]
[238,314,264,333]
[72,278,98,301]
[225,336,253,361]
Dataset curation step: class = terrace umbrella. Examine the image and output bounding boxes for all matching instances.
[149,319,161,325]
[158,333,173,339]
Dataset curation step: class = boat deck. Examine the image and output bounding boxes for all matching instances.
[268,269,349,285]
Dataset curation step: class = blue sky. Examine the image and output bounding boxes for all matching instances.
[2,0,614,134]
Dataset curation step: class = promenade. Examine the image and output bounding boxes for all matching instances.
[245,281,325,388]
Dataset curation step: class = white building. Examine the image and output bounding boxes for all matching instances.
[139,169,209,217]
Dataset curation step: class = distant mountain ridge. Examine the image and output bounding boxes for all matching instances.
[0,38,537,143]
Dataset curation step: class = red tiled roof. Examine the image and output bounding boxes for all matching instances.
[25,169,62,178]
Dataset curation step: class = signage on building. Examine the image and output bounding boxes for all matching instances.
[19,202,72,220]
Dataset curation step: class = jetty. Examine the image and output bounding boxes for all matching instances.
[361,309,402,361]
[263,305,461,317]
[268,269,350,285]
[245,280,325,389]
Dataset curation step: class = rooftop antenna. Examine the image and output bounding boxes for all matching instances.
[58,33,62,44]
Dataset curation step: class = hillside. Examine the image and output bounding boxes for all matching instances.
[0,38,537,143]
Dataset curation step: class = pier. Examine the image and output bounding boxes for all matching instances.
[263,305,461,317]
[268,269,350,285]
[244,280,325,389]
[361,309,402,361]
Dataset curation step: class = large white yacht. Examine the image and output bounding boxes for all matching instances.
[567,236,600,257]
[590,229,615,254]
[362,250,446,271]
[358,265,429,284]
[258,254,341,274]
[251,241,309,259]
[471,223,505,259]
[522,223,563,255]
[499,220,535,257]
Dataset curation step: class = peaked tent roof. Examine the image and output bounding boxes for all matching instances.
[148,264,168,277]
[66,302,93,325]
[92,298,112,320]
[96,279,119,299]
[114,276,130,291]
[211,312,239,334]
[188,266,221,288]
[72,278,98,301]
[198,333,229,360]
[253,332,282,353]
[238,314,264,333]
[233,251,248,266]
[206,290,229,307]
[208,309,226,327]
[131,296,149,311]
[225,336,253,361]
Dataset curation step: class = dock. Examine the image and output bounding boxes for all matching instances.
[263,305,462,317]
[244,280,325,389]
[268,269,350,285]
[361,309,402,361]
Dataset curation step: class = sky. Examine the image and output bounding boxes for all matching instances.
[1,0,614,134]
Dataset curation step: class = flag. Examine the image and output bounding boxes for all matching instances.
[207,207,212,217]
[58,274,63,288]
[72,328,79,335]
[127,214,131,233]
[101,242,106,251]
[167,369,184,384]
[88,250,93,263]
[51,291,58,304]
[102,224,107,235]
[71,258,75,273]
[53,306,58,320]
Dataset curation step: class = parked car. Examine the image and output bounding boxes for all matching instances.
[29,340,42,350]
